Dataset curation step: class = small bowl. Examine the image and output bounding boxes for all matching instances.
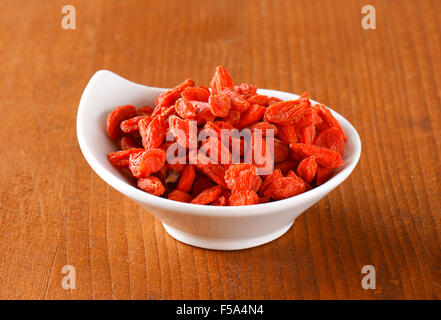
[76,70,361,250]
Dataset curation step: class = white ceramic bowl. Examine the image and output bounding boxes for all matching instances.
[77,70,361,250]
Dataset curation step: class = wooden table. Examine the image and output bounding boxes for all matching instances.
[0,0,439,300]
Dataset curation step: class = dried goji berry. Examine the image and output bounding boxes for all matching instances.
[293,106,319,127]
[119,135,140,150]
[211,196,227,206]
[290,143,344,168]
[315,166,334,186]
[191,185,223,205]
[248,94,269,106]
[209,94,231,117]
[225,164,261,193]
[314,127,345,156]
[287,170,311,191]
[228,190,259,206]
[296,156,318,183]
[120,116,151,133]
[247,122,278,136]
[264,95,310,124]
[263,175,305,200]
[168,115,197,148]
[222,109,241,127]
[181,87,210,102]
[107,105,137,140]
[277,123,297,145]
[108,148,144,167]
[237,104,266,129]
[176,164,196,193]
[175,98,197,119]
[234,83,257,98]
[221,88,250,112]
[273,138,288,163]
[314,104,347,140]
[168,189,193,203]
[210,65,234,95]
[296,125,316,144]
[259,169,283,196]
[128,148,166,178]
[274,160,299,176]
[268,97,283,105]
[153,79,195,114]
[137,176,165,196]
[192,101,216,124]
[191,175,216,197]
[195,161,227,188]
[139,115,166,150]
[137,106,154,115]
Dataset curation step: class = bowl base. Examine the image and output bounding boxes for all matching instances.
[162,221,294,250]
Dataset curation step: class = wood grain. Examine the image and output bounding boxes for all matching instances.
[0,0,439,299]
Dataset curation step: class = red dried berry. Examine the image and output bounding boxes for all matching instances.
[108,148,144,167]
[273,138,288,163]
[296,156,318,183]
[191,101,216,124]
[168,115,197,148]
[290,143,344,168]
[314,127,345,156]
[137,106,154,116]
[314,104,347,140]
[210,65,234,95]
[107,105,137,140]
[195,161,227,188]
[237,104,266,129]
[268,97,283,105]
[174,98,196,119]
[225,164,261,193]
[191,175,217,197]
[119,135,140,150]
[296,125,316,144]
[221,88,250,112]
[137,176,165,196]
[247,122,278,136]
[263,175,305,200]
[274,160,299,176]
[264,96,310,125]
[191,185,224,205]
[154,79,195,113]
[277,123,297,145]
[259,169,283,196]
[139,115,167,150]
[315,166,334,185]
[176,165,196,193]
[209,94,231,117]
[128,148,166,178]
[235,83,257,98]
[228,190,259,206]
[247,95,269,106]
[211,196,227,206]
[181,87,210,102]
[168,189,193,203]
[120,116,151,133]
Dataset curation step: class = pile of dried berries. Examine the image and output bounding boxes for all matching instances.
[106,66,346,206]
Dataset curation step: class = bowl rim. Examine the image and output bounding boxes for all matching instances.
[77,70,361,217]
